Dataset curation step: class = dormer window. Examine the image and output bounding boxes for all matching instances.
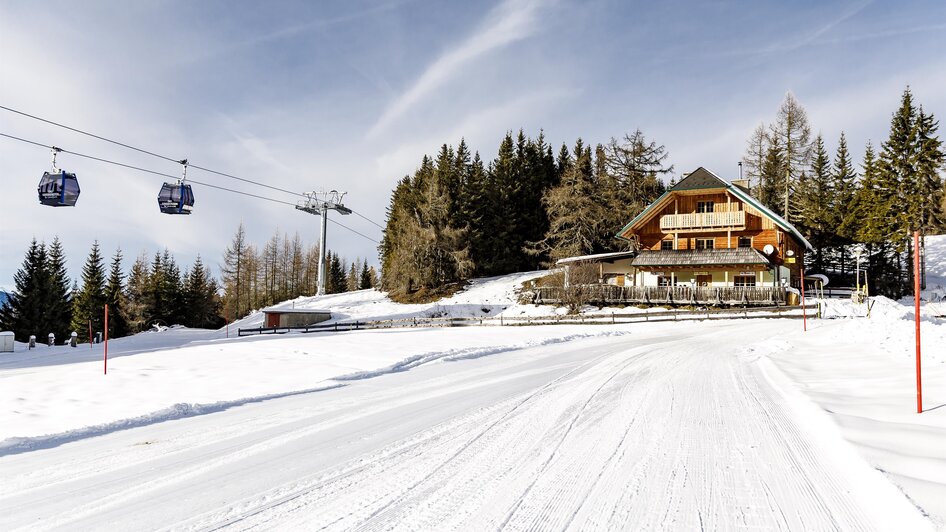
[661,239,673,251]
[696,201,714,213]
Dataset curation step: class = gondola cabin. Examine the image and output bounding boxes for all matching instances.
[37,171,80,207]
[158,182,195,215]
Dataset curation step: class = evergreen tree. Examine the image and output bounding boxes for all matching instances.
[915,107,946,287]
[759,137,785,211]
[70,241,107,342]
[830,132,857,277]
[45,237,73,340]
[184,255,221,328]
[123,254,150,333]
[359,261,373,290]
[104,248,129,339]
[797,135,834,272]
[347,260,360,292]
[529,139,604,262]
[0,239,49,342]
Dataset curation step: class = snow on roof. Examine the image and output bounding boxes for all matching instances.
[556,251,637,265]
[261,307,331,314]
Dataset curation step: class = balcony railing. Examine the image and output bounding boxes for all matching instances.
[660,210,745,231]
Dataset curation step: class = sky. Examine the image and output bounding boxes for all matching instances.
[2,0,945,290]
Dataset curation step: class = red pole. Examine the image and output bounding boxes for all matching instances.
[104,304,109,375]
[914,231,922,413]
[89,320,92,349]
[800,266,807,332]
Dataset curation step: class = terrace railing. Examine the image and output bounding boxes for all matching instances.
[532,284,788,306]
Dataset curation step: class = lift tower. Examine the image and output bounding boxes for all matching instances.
[296,190,352,296]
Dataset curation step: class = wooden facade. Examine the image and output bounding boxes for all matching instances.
[614,168,811,290]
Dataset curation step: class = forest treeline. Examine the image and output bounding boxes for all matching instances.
[379,130,672,297]
[0,239,221,342]
[380,87,945,299]
[219,222,378,318]
[742,88,944,297]
[0,225,378,342]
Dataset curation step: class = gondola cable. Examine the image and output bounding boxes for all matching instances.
[0,104,304,198]
[2,105,387,233]
[1,132,379,243]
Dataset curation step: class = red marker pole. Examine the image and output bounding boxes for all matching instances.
[89,320,93,349]
[914,231,922,413]
[800,266,807,332]
[104,304,109,375]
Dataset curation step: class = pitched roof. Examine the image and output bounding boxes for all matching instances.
[630,248,773,267]
[669,167,728,191]
[615,167,813,251]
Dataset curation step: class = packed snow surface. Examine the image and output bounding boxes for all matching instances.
[1,252,945,529]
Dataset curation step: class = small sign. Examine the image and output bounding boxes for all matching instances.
[693,271,709,275]
[785,257,796,263]
[653,272,665,276]
[739,271,756,276]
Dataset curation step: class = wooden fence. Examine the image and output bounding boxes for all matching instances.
[531,285,789,306]
[237,304,814,336]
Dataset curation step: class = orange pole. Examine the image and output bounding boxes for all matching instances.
[89,320,93,349]
[104,304,109,375]
[914,231,922,413]
[800,266,807,332]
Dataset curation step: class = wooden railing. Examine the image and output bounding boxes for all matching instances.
[532,285,788,306]
[237,304,813,336]
[660,210,745,231]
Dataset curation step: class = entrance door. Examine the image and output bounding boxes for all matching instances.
[695,274,712,287]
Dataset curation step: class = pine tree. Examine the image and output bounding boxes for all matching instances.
[529,139,604,262]
[123,254,150,333]
[830,132,857,277]
[0,239,49,342]
[797,135,834,272]
[45,237,73,340]
[184,255,221,328]
[104,248,129,338]
[915,107,946,288]
[359,261,373,290]
[70,241,107,342]
[604,129,673,226]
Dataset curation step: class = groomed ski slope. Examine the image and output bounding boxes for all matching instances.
[1,234,944,529]
[0,321,935,531]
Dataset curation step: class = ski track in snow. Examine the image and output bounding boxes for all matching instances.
[1,323,927,531]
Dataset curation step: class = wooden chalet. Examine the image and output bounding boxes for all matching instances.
[542,167,812,306]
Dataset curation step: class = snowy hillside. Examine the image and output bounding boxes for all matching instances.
[1,240,945,529]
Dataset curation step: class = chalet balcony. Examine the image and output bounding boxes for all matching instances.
[660,210,745,232]
[532,284,788,306]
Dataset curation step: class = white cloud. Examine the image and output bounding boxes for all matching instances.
[368,0,549,138]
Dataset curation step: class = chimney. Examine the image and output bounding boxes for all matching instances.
[731,179,751,195]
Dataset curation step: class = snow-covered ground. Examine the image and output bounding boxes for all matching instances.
[1,238,945,529]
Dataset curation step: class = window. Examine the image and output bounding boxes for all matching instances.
[695,238,714,250]
[660,239,673,250]
[734,275,755,287]
[738,236,752,248]
[696,201,714,213]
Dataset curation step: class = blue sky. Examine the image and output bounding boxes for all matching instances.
[1,0,945,289]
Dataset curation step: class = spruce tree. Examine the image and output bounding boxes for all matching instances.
[104,248,129,338]
[797,135,834,272]
[529,139,604,262]
[184,255,221,328]
[70,241,107,342]
[359,261,373,289]
[830,132,857,277]
[0,239,49,341]
[123,254,150,333]
[45,237,73,340]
